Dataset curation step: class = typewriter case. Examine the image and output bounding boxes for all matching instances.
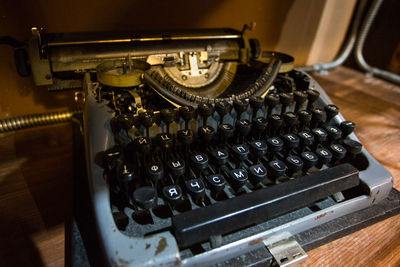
[82,75,394,266]
[28,27,396,266]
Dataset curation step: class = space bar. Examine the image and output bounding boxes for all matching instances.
[172,163,359,248]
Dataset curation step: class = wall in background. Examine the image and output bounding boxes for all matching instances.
[345,0,400,75]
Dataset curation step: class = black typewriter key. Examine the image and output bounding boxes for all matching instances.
[315,147,332,168]
[298,131,314,148]
[232,144,250,162]
[210,149,229,169]
[302,76,311,90]
[139,111,154,127]
[190,152,209,172]
[198,125,215,144]
[265,94,280,117]
[297,110,312,131]
[342,139,363,168]
[235,119,251,142]
[293,90,308,112]
[210,149,229,174]
[132,186,157,210]
[160,108,175,133]
[275,78,292,93]
[268,114,282,136]
[103,146,122,170]
[117,162,134,181]
[116,162,135,200]
[312,128,328,145]
[279,92,293,114]
[112,212,129,231]
[218,123,234,141]
[282,112,297,133]
[218,123,234,148]
[311,108,326,128]
[266,137,284,153]
[179,105,196,129]
[286,155,303,176]
[198,103,214,126]
[146,162,164,183]
[249,96,264,119]
[134,136,152,155]
[185,178,206,202]
[343,139,363,156]
[139,111,154,137]
[325,125,342,142]
[233,99,249,120]
[252,117,268,139]
[306,89,320,110]
[215,100,232,124]
[178,129,194,166]
[167,159,186,177]
[177,129,194,145]
[293,72,310,91]
[282,133,300,151]
[163,185,182,205]
[330,144,347,163]
[228,168,248,188]
[248,164,267,185]
[117,114,135,131]
[267,160,287,179]
[205,174,226,193]
[324,104,339,124]
[300,151,319,171]
[250,140,268,158]
[156,133,173,152]
[340,120,356,138]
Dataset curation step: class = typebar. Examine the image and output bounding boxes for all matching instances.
[172,163,359,248]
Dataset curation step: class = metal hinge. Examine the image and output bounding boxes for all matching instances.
[263,232,307,267]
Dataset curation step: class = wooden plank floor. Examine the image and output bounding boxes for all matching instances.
[0,66,399,266]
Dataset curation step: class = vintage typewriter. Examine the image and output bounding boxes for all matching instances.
[25,26,395,266]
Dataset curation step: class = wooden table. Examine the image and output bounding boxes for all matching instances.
[305,67,400,266]
[0,66,399,266]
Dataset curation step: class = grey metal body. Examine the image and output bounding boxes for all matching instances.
[83,71,393,266]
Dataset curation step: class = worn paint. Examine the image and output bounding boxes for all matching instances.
[118,258,132,266]
[248,238,264,247]
[146,243,151,249]
[155,236,168,256]
[315,210,334,220]
[315,213,327,220]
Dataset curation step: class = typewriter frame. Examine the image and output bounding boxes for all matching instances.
[83,70,393,266]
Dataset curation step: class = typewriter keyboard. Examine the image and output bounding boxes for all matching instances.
[101,77,366,251]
